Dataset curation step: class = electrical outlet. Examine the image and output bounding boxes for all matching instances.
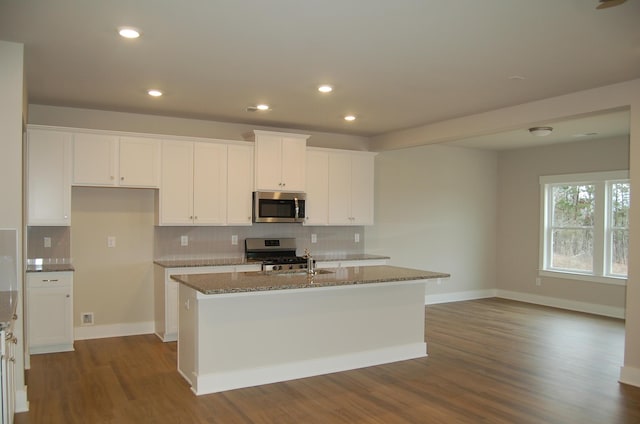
[535,277,542,286]
[107,236,116,248]
[311,234,317,244]
[44,237,51,248]
[81,312,94,326]
[354,233,360,243]
[181,235,189,246]
[231,235,238,245]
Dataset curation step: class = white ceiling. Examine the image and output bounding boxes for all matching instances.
[0,0,638,147]
[449,109,631,150]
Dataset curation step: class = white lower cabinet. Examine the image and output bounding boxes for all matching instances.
[154,264,261,342]
[26,272,74,354]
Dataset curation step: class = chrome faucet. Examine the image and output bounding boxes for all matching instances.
[304,248,315,275]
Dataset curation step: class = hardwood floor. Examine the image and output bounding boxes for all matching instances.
[15,298,640,423]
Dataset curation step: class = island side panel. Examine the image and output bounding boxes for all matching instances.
[178,284,198,389]
[191,280,427,395]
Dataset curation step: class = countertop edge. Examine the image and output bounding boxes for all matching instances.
[171,266,449,296]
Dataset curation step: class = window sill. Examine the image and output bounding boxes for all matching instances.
[539,270,627,286]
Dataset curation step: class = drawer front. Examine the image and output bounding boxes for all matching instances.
[27,271,73,288]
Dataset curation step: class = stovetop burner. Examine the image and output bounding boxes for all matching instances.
[245,237,309,271]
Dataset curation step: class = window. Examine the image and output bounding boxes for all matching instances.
[540,171,630,284]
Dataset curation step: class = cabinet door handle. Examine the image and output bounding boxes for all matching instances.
[42,279,59,283]
[66,294,70,298]
[120,176,125,181]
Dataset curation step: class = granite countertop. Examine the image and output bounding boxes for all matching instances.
[171,265,449,295]
[154,254,390,269]
[0,290,18,329]
[26,263,75,273]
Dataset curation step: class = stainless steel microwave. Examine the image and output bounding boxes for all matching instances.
[253,191,306,223]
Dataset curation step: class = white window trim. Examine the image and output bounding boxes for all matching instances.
[539,170,629,286]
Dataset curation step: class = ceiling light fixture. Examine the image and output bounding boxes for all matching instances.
[147,89,163,97]
[596,0,627,9]
[118,27,141,39]
[246,104,271,112]
[344,115,356,122]
[318,85,333,93]
[528,126,553,137]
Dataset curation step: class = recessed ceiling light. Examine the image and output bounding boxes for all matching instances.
[118,27,141,39]
[572,132,599,137]
[318,85,333,93]
[256,104,270,111]
[147,89,163,97]
[344,115,356,122]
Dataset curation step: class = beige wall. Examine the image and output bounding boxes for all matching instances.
[365,144,498,297]
[28,104,370,151]
[496,136,629,307]
[369,78,640,386]
[71,187,155,328]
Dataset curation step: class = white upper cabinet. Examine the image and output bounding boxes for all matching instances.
[251,130,309,192]
[227,144,254,225]
[27,129,72,226]
[119,137,161,187]
[192,142,227,225]
[304,149,329,225]
[158,140,230,226]
[73,133,160,188]
[72,133,117,185]
[159,141,194,225]
[328,151,376,226]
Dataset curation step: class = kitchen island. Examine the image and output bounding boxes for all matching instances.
[172,265,449,395]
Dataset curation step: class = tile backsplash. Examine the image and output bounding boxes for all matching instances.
[27,223,365,262]
[27,226,71,262]
[154,224,365,260]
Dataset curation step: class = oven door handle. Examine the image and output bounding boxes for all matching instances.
[294,197,299,220]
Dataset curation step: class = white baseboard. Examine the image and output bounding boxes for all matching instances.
[496,290,625,319]
[425,289,496,305]
[424,289,624,319]
[15,387,28,413]
[191,343,427,395]
[74,321,154,340]
[620,366,640,388]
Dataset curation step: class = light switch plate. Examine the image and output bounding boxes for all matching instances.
[311,234,317,244]
[107,236,116,248]
[44,237,51,248]
[231,235,238,245]
[180,235,189,246]
[354,233,360,243]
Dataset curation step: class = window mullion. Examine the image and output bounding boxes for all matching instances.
[593,182,605,277]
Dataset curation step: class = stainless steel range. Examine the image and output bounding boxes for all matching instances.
[245,238,308,272]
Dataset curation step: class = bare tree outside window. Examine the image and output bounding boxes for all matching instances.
[551,184,595,272]
[610,182,630,276]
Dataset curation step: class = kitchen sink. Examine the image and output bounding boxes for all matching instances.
[268,269,335,276]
